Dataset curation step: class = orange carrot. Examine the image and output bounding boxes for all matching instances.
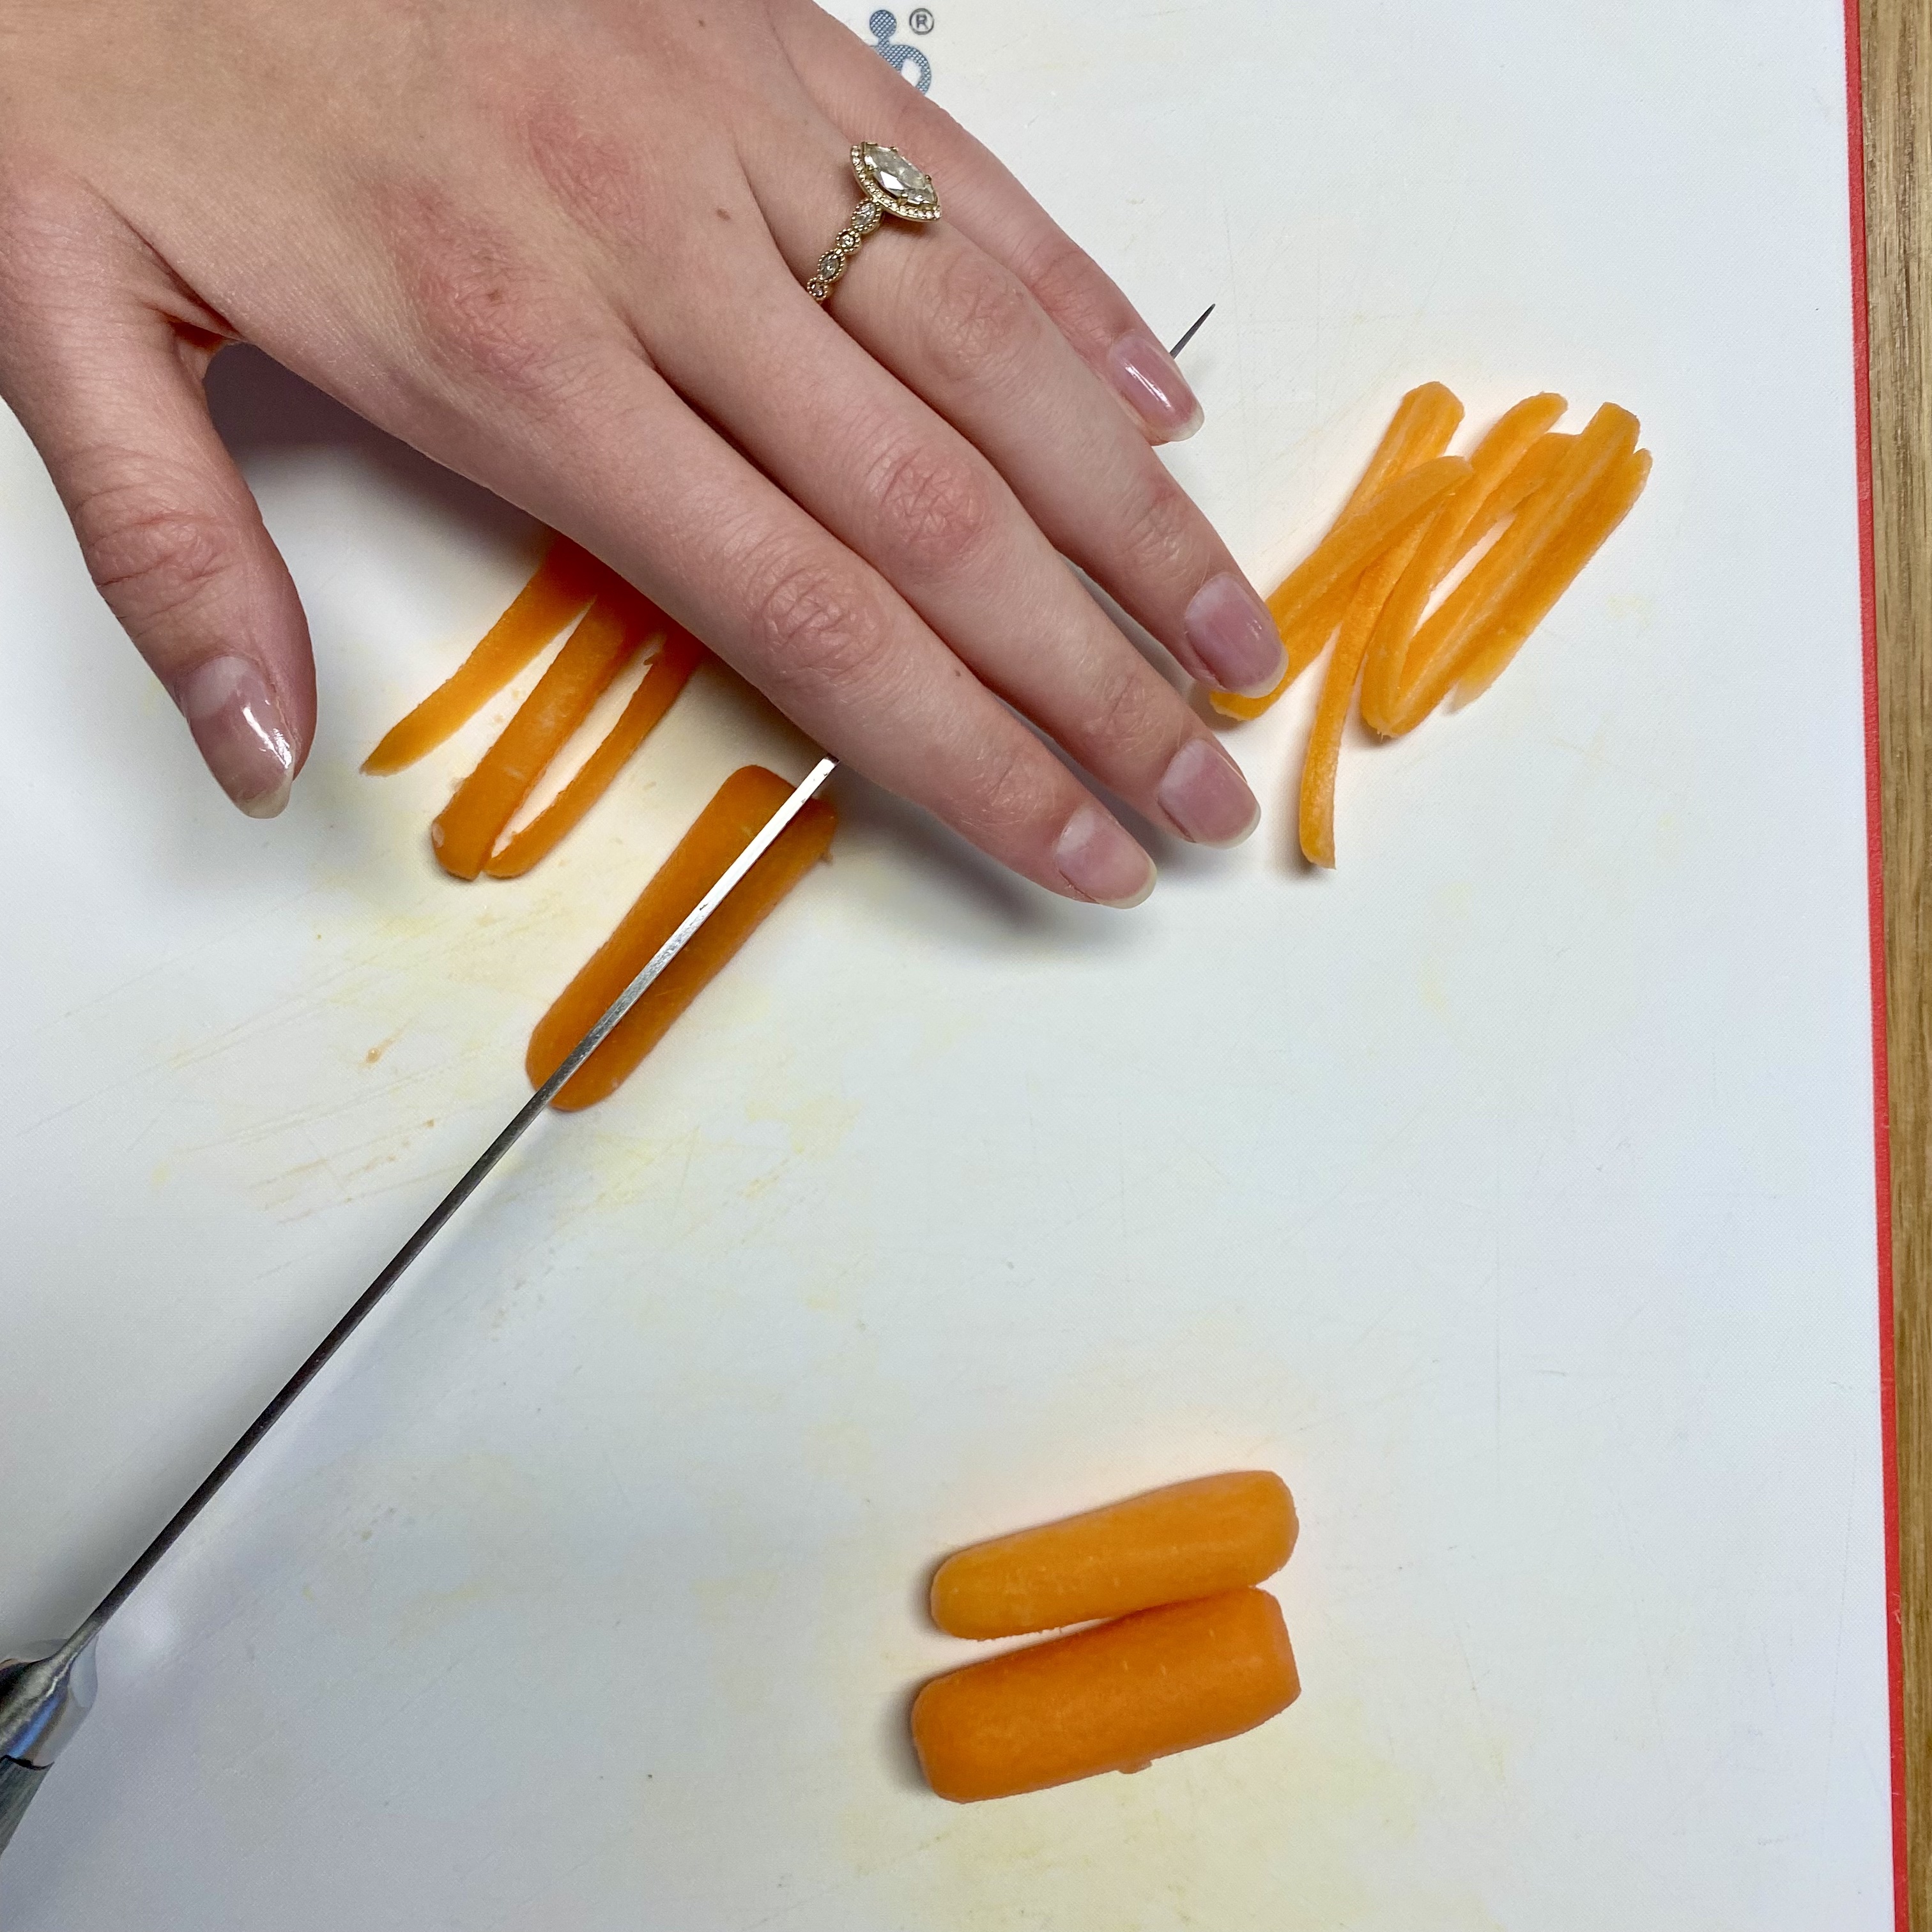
[362,537,608,774]
[911,1589,1299,1802]
[1297,525,1429,868]
[930,1471,1297,1640]
[1212,383,1463,720]
[1452,448,1652,705]
[484,628,705,878]
[1249,453,1473,663]
[526,765,836,1110]
[1360,394,1568,734]
[1378,404,1640,735]
[431,589,654,880]
[1468,429,1574,540]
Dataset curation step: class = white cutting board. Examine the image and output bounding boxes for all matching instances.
[0,3,1896,1927]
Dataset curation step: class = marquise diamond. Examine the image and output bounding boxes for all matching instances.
[861,142,936,206]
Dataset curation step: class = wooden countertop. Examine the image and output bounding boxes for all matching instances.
[1861,1,1928,1922]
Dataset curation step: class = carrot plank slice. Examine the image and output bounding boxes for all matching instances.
[526,765,836,1111]
[1298,520,1432,867]
[431,589,654,880]
[911,1588,1299,1802]
[484,628,705,879]
[362,537,609,774]
[930,1472,1297,1640]
[1452,448,1652,705]
[1379,404,1641,735]
[1359,395,1567,734]
[1211,384,1463,720]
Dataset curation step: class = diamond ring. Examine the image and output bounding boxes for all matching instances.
[804,142,941,303]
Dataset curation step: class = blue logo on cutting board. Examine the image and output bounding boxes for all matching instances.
[868,10,933,93]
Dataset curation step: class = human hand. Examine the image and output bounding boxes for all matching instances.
[0,0,1285,903]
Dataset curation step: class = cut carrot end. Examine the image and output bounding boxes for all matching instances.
[526,765,836,1111]
[912,1589,1299,1802]
[930,1471,1297,1640]
[362,537,610,775]
[484,629,705,878]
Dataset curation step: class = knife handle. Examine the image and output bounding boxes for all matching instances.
[0,1756,49,1858]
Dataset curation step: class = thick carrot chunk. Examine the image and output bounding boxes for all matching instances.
[912,1589,1299,1802]
[526,765,836,1110]
[362,537,608,774]
[431,588,656,880]
[485,628,704,878]
[931,1471,1297,1639]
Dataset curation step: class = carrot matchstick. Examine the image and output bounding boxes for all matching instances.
[525,765,836,1110]
[484,627,705,878]
[430,588,655,880]
[362,537,608,774]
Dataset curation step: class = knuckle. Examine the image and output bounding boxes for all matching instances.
[385,195,601,411]
[1078,657,1164,755]
[861,436,997,579]
[921,251,1038,385]
[1118,470,1199,583]
[1016,234,1119,348]
[70,462,239,629]
[749,552,897,691]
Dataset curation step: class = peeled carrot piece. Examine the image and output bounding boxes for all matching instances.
[911,1588,1298,1802]
[1212,383,1463,720]
[1359,394,1568,733]
[1266,454,1471,632]
[431,589,653,880]
[1297,525,1430,868]
[1452,447,1652,705]
[362,537,608,774]
[1469,430,1574,540]
[930,1471,1296,1639]
[1379,404,1641,735]
[526,765,836,1111]
[484,628,704,878]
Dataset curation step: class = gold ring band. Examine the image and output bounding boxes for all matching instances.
[806,141,942,302]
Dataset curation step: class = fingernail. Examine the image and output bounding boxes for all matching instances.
[1055,805,1156,907]
[1185,573,1287,696]
[171,655,295,818]
[1157,737,1260,847]
[1106,332,1204,441]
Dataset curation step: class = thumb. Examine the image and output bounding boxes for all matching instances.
[0,201,314,816]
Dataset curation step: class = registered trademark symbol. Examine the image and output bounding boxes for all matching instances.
[908,7,934,32]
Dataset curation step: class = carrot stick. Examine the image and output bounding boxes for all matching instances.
[1359,395,1567,734]
[1452,448,1652,705]
[526,765,836,1111]
[1211,384,1463,720]
[431,589,654,880]
[1466,430,1574,541]
[911,1588,1299,1802]
[930,1472,1297,1640]
[1297,525,1430,868]
[484,628,705,878]
[362,537,608,774]
[1378,404,1641,736]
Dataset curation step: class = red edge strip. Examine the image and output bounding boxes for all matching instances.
[1841,3,1907,1925]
